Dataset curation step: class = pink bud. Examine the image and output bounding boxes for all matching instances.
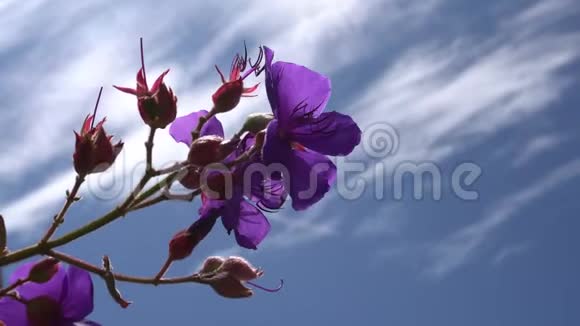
[220,256,263,281]
[208,273,253,299]
[28,258,60,284]
[199,256,225,274]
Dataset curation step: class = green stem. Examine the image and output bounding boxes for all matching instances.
[0,172,179,267]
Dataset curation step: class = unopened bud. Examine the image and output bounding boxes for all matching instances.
[168,230,196,261]
[220,256,263,281]
[28,258,60,284]
[208,273,253,299]
[241,113,273,134]
[200,256,225,274]
[178,166,201,190]
[212,80,244,114]
[188,135,225,167]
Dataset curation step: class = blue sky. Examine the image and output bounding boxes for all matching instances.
[1,0,579,325]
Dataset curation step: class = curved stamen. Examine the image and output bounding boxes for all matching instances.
[246,279,284,293]
[256,200,279,213]
[91,86,104,128]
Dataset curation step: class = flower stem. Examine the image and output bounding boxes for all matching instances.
[0,172,177,267]
[47,250,209,286]
[39,174,85,244]
[0,277,29,298]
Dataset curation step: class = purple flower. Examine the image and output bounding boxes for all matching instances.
[169,111,285,249]
[0,261,98,326]
[197,135,285,250]
[262,47,361,210]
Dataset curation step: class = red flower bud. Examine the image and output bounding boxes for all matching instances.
[168,230,196,261]
[114,39,177,129]
[73,115,123,176]
[168,216,218,261]
[28,258,60,284]
[212,80,244,114]
[137,81,177,129]
[188,135,225,166]
[211,51,259,114]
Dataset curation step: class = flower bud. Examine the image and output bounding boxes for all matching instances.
[73,115,123,176]
[212,80,244,114]
[188,135,225,167]
[168,230,196,261]
[28,258,60,284]
[137,82,177,129]
[199,256,225,274]
[114,40,177,129]
[219,256,263,281]
[209,273,253,299]
[241,113,274,134]
[177,166,201,190]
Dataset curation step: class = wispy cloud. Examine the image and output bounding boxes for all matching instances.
[424,159,580,280]
[0,0,443,237]
[512,134,562,167]
[492,243,531,267]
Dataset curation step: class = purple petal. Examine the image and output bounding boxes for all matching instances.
[290,111,361,156]
[169,110,224,146]
[9,261,67,302]
[60,266,94,321]
[286,149,337,211]
[267,60,331,128]
[264,46,282,121]
[221,193,243,232]
[234,201,271,249]
[262,120,292,165]
[0,297,27,326]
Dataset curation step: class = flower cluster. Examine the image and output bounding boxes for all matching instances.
[0,39,360,324]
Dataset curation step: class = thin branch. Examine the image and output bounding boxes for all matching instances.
[39,174,85,244]
[0,173,178,267]
[0,277,29,298]
[47,250,209,286]
[190,110,214,142]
